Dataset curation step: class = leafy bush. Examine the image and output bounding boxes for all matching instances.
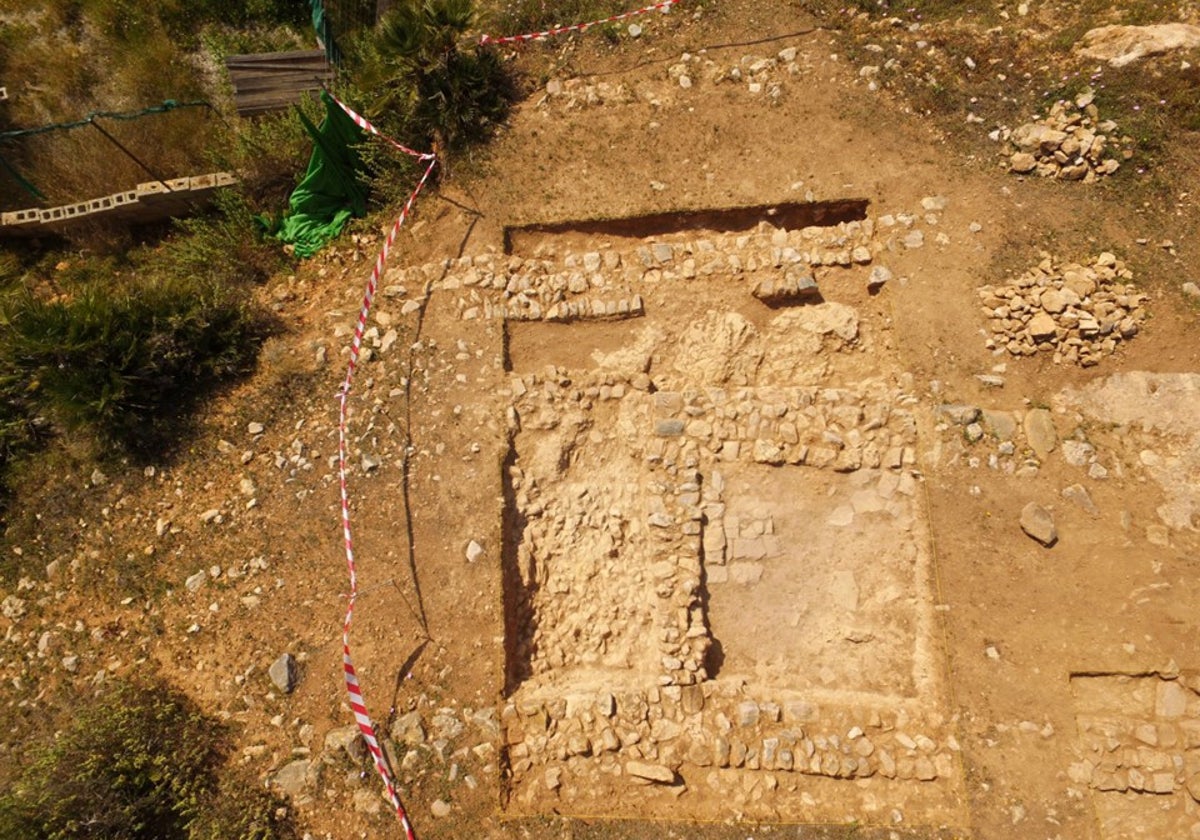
[160,191,287,287]
[0,680,290,840]
[371,0,516,154]
[0,265,268,455]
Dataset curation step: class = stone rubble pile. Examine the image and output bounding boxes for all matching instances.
[1002,93,1124,181]
[977,253,1146,366]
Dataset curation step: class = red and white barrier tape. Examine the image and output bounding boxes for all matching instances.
[480,0,680,45]
[332,92,436,840]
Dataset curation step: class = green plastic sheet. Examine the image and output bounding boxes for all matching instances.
[272,91,366,258]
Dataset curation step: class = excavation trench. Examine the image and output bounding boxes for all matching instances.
[503,198,870,254]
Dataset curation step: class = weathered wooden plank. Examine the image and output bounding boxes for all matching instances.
[224,49,334,115]
[224,48,329,64]
[228,72,332,94]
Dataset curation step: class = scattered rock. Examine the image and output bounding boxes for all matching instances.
[430,799,452,818]
[1077,23,1200,67]
[185,571,207,593]
[248,422,265,435]
[1003,98,1122,180]
[270,653,298,694]
[1062,484,1099,515]
[625,761,677,784]
[1,595,26,620]
[868,265,892,293]
[466,540,485,563]
[271,760,315,798]
[1023,409,1057,459]
[1020,502,1058,547]
[323,726,366,763]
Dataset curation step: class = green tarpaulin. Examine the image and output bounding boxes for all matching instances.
[271,91,366,258]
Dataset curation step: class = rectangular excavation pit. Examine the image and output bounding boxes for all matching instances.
[503,199,870,255]
[703,464,934,700]
[1070,671,1200,839]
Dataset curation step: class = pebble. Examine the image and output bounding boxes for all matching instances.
[466,540,485,563]
[1020,502,1058,547]
[430,799,452,818]
[625,761,677,784]
[270,653,298,693]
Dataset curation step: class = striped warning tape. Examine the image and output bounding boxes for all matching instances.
[331,91,436,840]
[480,0,681,45]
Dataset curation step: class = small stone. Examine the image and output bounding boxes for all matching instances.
[431,799,452,818]
[1062,484,1099,515]
[1020,502,1058,547]
[627,22,642,37]
[248,422,265,435]
[868,265,892,293]
[466,540,485,563]
[1039,289,1067,314]
[1182,281,1200,300]
[1027,311,1058,342]
[270,653,297,693]
[271,760,314,797]
[1010,152,1037,173]
[1023,409,1057,459]
[625,761,676,784]
[185,571,207,593]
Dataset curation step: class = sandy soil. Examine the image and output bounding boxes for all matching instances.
[2,2,1200,839]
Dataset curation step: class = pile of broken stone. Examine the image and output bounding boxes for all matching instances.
[978,253,1145,366]
[1002,92,1124,181]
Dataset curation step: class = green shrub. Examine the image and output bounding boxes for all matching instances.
[0,267,268,454]
[0,680,291,840]
[371,0,516,154]
[161,190,287,287]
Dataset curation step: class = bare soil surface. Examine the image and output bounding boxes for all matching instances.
[3,2,1200,839]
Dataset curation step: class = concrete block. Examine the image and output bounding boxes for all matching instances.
[188,173,217,190]
[11,208,42,224]
[214,171,238,187]
[137,181,169,199]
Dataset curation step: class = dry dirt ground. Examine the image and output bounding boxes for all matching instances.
[3,2,1200,839]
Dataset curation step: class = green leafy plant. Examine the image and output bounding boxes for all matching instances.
[0,680,292,840]
[0,266,268,455]
[372,0,516,154]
